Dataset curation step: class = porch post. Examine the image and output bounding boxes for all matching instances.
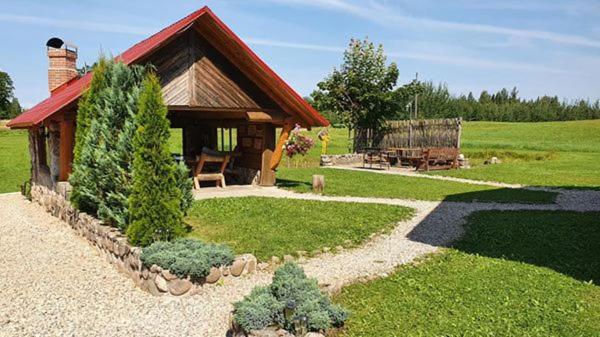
[259,124,276,186]
[58,118,74,181]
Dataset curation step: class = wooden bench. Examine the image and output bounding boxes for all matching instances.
[387,147,423,167]
[417,147,459,171]
[362,148,391,170]
[192,148,230,189]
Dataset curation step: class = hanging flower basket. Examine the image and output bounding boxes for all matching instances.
[284,124,314,158]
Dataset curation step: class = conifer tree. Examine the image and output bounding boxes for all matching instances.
[70,58,108,212]
[127,73,185,246]
[70,59,145,229]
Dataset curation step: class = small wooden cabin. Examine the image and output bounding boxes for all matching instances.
[7,7,328,191]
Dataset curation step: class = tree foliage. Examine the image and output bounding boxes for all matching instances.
[0,71,22,119]
[396,81,600,122]
[310,38,600,124]
[310,38,400,131]
[69,58,146,229]
[126,73,186,246]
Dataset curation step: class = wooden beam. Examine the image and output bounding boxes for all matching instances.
[269,123,292,170]
[58,118,74,181]
[246,111,272,122]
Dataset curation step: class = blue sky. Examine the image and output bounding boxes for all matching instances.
[1,0,599,108]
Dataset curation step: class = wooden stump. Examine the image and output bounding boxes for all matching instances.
[312,175,325,193]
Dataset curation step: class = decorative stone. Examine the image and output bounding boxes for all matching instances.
[283,255,294,262]
[221,266,230,276]
[205,267,221,284]
[245,258,257,273]
[169,279,192,296]
[146,278,161,296]
[154,274,168,292]
[270,256,280,264]
[248,326,280,337]
[230,259,246,277]
[257,262,269,271]
[305,333,325,337]
[150,264,160,273]
[162,270,178,281]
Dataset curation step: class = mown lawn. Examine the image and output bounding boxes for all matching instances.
[429,120,600,188]
[334,211,600,336]
[185,197,413,261]
[0,127,29,193]
[277,167,557,204]
[287,120,600,188]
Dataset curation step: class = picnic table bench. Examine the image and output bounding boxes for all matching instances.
[416,147,459,171]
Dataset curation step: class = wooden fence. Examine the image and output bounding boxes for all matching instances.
[353,118,462,152]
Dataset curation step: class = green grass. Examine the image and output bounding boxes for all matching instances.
[429,120,600,188]
[277,167,557,204]
[334,211,600,336]
[0,128,29,193]
[293,121,600,188]
[185,197,413,261]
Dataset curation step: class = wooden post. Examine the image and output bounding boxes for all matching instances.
[269,123,293,170]
[312,175,325,193]
[260,124,277,186]
[58,118,74,181]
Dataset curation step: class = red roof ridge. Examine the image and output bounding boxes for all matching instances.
[7,6,328,128]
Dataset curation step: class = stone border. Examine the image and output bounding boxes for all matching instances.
[30,184,257,297]
[320,153,363,166]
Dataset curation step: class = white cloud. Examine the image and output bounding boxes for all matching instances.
[245,37,566,73]
[264,0,600,48]
[0,13,153,35]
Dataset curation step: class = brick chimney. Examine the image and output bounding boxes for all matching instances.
[46,37,78,93]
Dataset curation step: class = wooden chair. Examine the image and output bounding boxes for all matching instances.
[193,148,230,189]
[417,147,459,171]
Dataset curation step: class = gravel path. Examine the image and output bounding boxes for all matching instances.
[2,183,599,337]
[0,193,272,337]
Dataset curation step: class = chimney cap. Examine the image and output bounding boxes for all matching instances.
[46,37,77,53]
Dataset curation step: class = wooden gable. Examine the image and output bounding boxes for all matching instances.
[144,29,279,110]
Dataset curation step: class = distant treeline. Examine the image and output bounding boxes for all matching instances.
[315,82,600,125]
[397,82,600,122]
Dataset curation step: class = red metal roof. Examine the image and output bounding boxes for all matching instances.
[8,6,328,128]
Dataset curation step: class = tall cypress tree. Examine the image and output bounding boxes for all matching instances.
[70,58,108,213]
[127,73,185,246]
[70,59,145,229]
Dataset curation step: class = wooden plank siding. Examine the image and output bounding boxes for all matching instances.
[146,29,281,111]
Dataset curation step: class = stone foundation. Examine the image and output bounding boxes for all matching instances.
[30,184,257,297]
[320,153,363,166]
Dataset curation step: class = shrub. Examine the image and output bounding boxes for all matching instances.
[233,262,349,333]
[140,238,235,279]
[233,287,284,331]
[175,161,194,215]
[127,73,186,246]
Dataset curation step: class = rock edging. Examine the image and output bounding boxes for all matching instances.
[30,183,257,297]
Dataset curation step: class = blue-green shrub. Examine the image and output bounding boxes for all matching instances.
[140,238,234,279]
[233,262,349,333]
[233,287,285,331]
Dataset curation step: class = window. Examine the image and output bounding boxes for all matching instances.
[217,128,237,152]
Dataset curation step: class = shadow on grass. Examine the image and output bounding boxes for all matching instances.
[407,189,600,284]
